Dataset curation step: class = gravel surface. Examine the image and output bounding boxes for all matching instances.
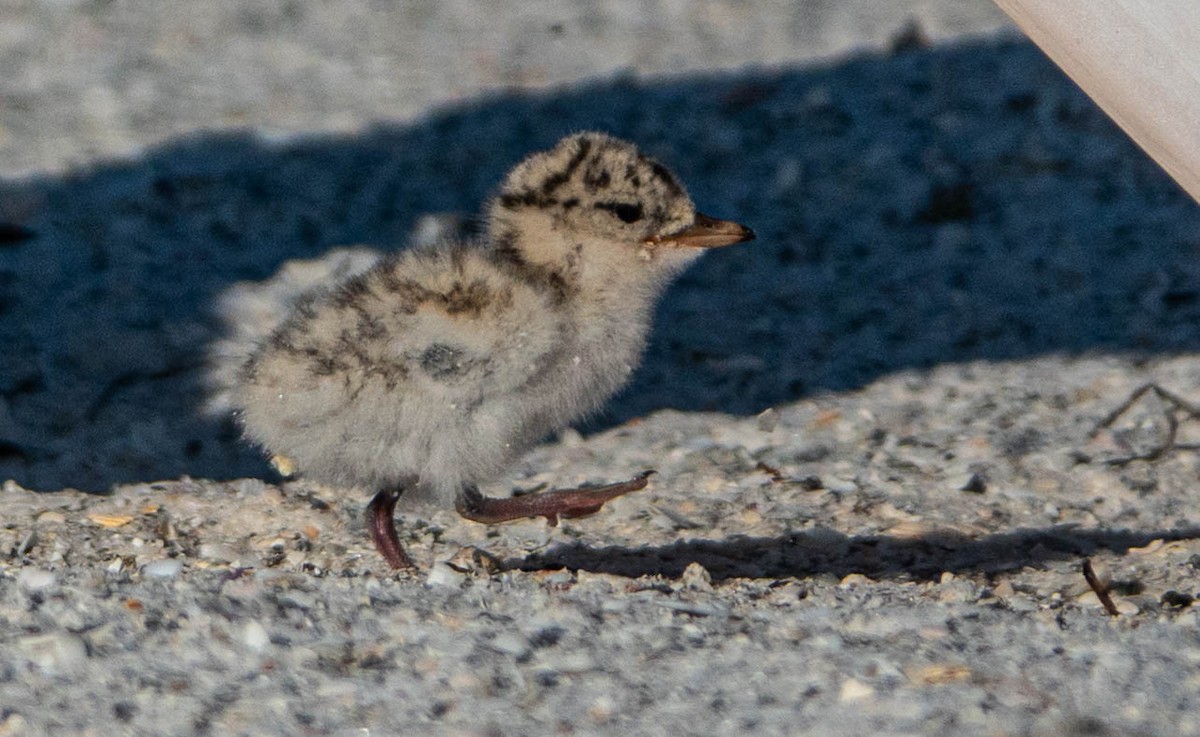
[4,2,1200,736]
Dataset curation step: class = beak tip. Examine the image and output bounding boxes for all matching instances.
[652,213,756,248]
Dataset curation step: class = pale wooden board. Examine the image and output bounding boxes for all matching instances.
[994,0,1200,203]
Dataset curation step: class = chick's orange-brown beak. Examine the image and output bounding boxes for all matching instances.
[647,213,756,248]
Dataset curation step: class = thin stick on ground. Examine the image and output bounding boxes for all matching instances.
[1092,383,1200,465]
[1082,559,1120,617]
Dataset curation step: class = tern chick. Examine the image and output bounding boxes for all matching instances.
[232,132,754,568]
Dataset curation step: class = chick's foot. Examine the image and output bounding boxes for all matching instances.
[455,471,655,527]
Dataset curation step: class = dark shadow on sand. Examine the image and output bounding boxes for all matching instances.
[507,525,1200,582]
[0,37,1197,490]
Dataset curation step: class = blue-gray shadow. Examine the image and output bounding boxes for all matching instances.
[1,37,1197,491]
[509,524,1200,582]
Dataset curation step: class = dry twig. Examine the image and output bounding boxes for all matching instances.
[1092,383,1200,465]
[1082,559,1120,617]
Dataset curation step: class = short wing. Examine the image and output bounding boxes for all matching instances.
[234,247,570,491]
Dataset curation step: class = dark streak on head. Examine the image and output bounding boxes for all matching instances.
[539,137,592,195]
[499,190,565,212]
[647,159,684,197]
[493,228,519,259]
[583,165,611,192]
[499,191,542,210]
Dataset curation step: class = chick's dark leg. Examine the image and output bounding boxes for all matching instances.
[366,487,415,569]
[454,471,654,527]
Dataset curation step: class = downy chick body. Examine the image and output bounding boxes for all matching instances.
[234,132,752,512]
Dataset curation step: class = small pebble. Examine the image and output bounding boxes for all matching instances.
[937,580,980,604]
[839,573,874,587]
[198,543,239,564]
[242,621,271,652]
[1007,597,1039,613]
[539,570,575,587]
[142,559,183,579]
[1115,600,1140,616]
[425,561,467,589]
[825,477,859,494]
[756,407,780,432]
[588,695,616,724]
[489,633,530,659]
[679,562,714,592]
[16,633,87,675]
[740,507,763,525]
[958,472,987,494]
[17,568,57,592]
[657,599,727,618]
[839,678,875,702]
[277,591,317,610]
[599,599,628,615]
[14,531,37,557]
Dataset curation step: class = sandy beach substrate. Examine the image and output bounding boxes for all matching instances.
[4,3,1200,735]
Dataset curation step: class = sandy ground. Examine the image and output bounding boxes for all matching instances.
[4,2,1200,736]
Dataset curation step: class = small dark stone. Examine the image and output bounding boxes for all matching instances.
[797,475,823,491]
[888,19,930,54]
[1005,92,1038,113]
[791,445,832,463]
[1109,579,1144,596]
[960,472,987,494]
[0,441,27,461]
[113,702,137,722]
[1161,590,1195,608]
[917,181,975,224]
[529,625,565,649]
[0,223,36,245]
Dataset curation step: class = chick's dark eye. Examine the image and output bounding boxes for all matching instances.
[614,203,643,223]
[596,202,644,223]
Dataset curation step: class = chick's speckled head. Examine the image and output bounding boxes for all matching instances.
[490,132,697,246]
